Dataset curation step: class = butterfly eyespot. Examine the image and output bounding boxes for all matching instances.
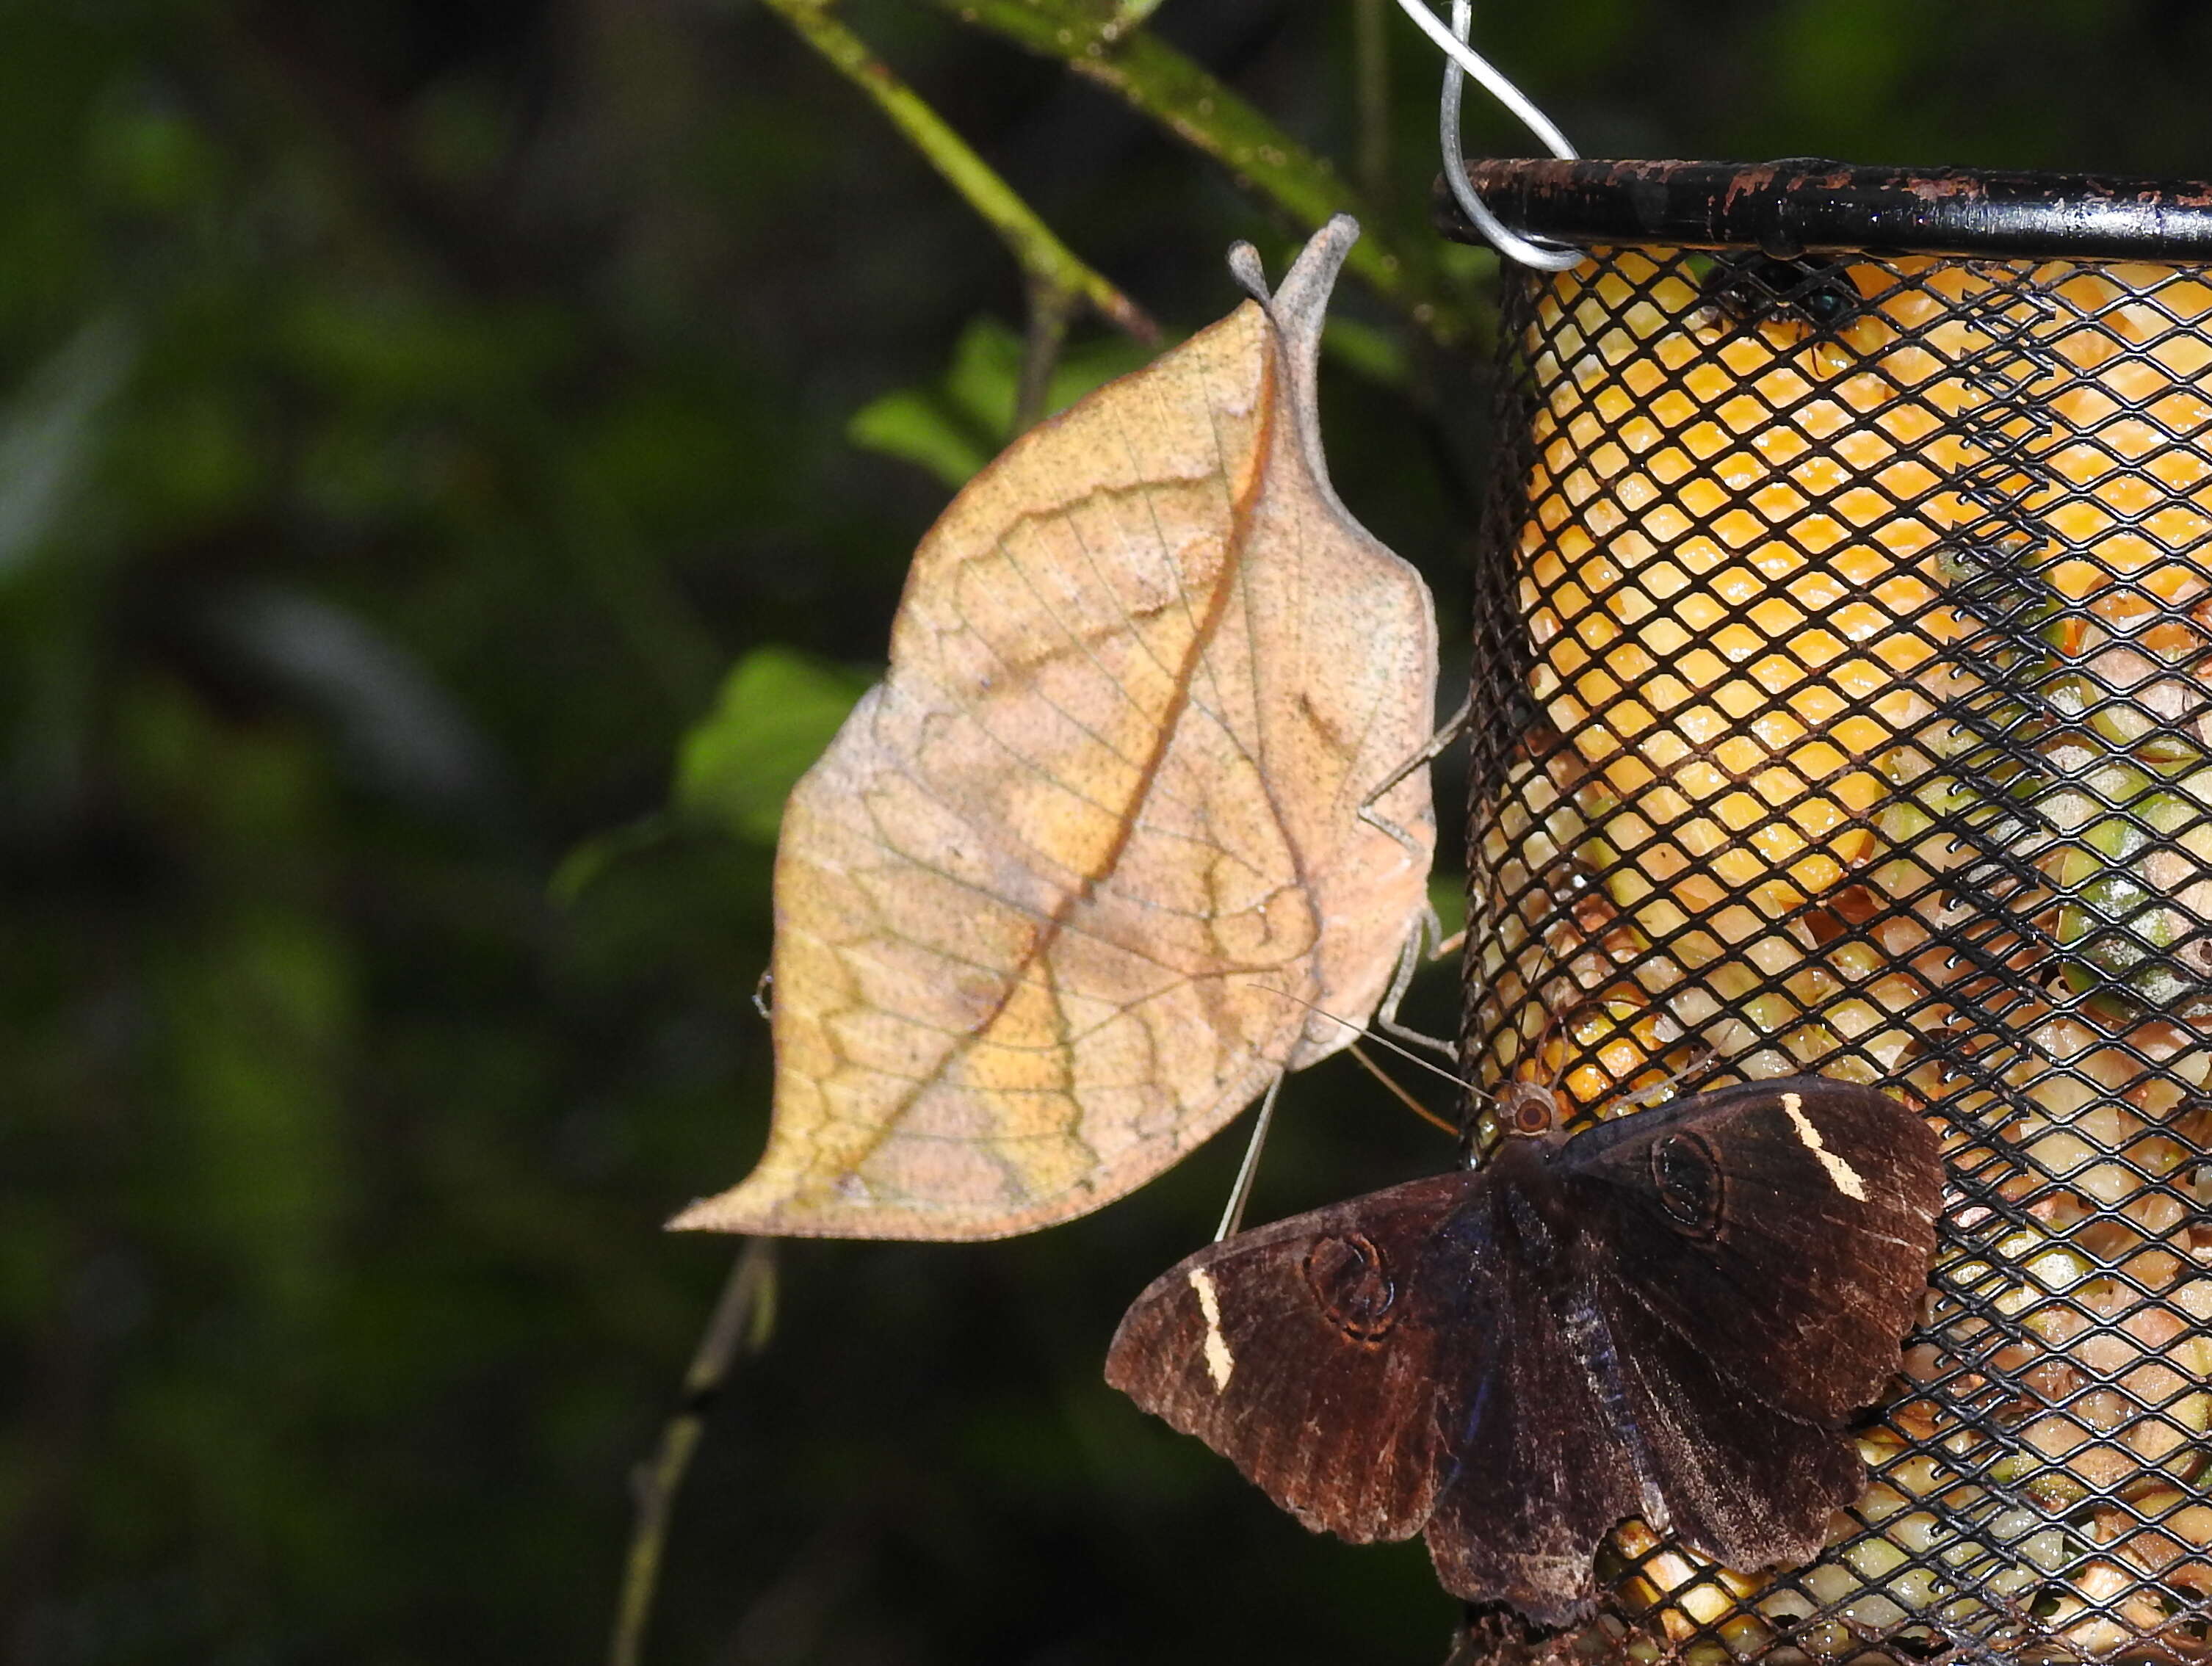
[1649,1131,1724,1239]
[1302,1233,1398,1341]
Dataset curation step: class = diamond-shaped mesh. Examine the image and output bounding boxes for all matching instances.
[1464,242,2212,1662]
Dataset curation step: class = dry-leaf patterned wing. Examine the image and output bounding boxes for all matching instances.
[673,216,1438,1239]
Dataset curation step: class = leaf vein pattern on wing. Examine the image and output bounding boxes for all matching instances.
[906,515,1259,844]
[975,518,1175,775]
[827,372,1298,1191]
[1112,348,1246,747]
[807,929,1299,1054]
[1030,949,1102,1170]
[838,787,1285,968]
[808,858,1290,993]
[1205,358,1315,930]
[895,662,1143,827]
[1009,473,1244,753]
[863,709,1267,907]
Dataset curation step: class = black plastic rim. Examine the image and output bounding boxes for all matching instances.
[1434,159,2212,260]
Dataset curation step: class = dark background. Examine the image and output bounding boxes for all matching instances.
[3,2,2205,1663]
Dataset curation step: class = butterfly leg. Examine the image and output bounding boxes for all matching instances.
[1356,689,1471,858]
[1373,913,1459,1061]
[1213,1073,1286,1241]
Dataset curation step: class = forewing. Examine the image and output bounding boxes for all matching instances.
[1555,1078,1941,1423]
[673,217,1437,1241]
[1105,1174,1472,1544]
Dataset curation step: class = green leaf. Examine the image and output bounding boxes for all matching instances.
[675,648,875,843]
[1426,874,1468,947]
[942,316,1026,436]
[847,316,1167,488]
[845,386,992,490]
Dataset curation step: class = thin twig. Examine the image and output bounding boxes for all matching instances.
[1013,278,1075,434]
[919,0,1476,346]
[1353,0,1392,208]
[754,0,1157,344]
[609,1237,779,1666]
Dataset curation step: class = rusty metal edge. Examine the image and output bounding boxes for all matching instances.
[1434,159,2212,259]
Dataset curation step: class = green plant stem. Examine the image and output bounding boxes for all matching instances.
[608,1237,779,1666]
[922,0,1474,346]
[1353,0,1392,208]
[756,0,1157,344]
[1014,278,1074,432]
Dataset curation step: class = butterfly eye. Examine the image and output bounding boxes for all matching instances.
[1501,1086,1555,1138]
[1649,1131,1724,1239]
[1302,1233,1399,1341]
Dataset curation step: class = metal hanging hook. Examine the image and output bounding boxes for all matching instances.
[1395,0,1584,272]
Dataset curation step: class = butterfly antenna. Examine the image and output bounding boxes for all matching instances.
[1245,979,1489,1103]
[1347,1042,1460,1136]
[1511,923,1575,1087]
[1215,1073,1284,1242]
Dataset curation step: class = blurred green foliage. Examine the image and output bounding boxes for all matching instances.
[676,649,874,845]
[846,317,1157,488]
[1,1,2205,1663]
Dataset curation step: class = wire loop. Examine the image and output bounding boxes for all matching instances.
[1396,0,1585,272]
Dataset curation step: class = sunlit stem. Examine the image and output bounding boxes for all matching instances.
[913,0,1475,345]
[756,0,1158,344]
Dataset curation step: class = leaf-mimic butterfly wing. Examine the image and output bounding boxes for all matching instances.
[669,217,1437,1242]
[1105,1173,1475,1543]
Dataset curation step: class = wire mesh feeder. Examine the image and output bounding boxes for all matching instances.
[1443,161,2212,1664]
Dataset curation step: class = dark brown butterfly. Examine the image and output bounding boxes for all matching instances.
[1103,1076,1942,1626]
